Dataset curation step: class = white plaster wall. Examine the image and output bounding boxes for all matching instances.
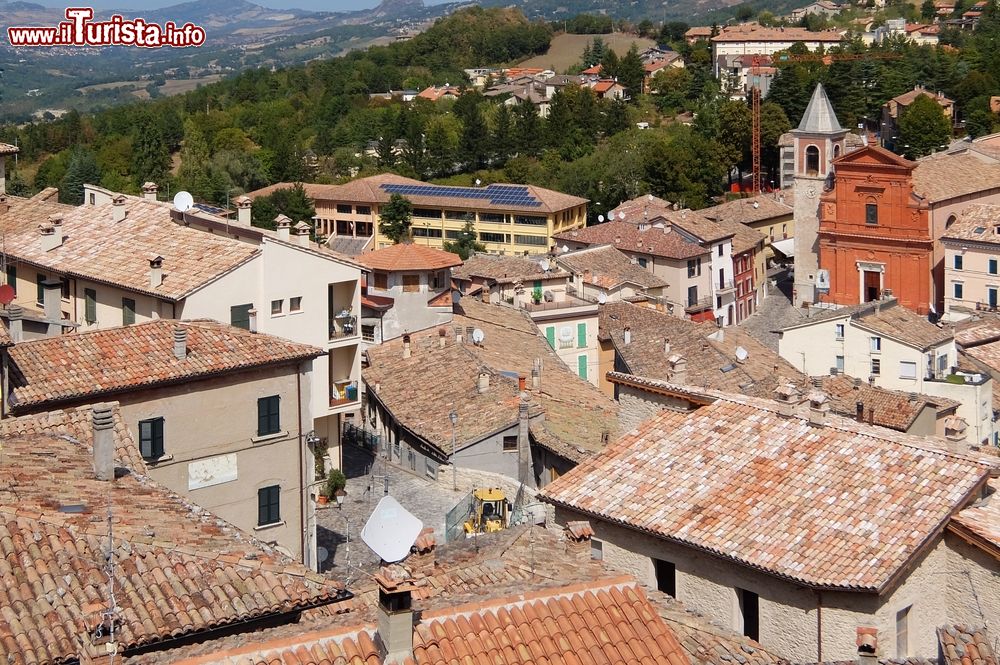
[538,312,600,386]
[710,239,735,324]
[943,242,1000,313]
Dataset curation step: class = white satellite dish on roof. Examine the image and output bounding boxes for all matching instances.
[561,245,569,253]
[360,495,423,563]
[598,292,607,304]
[598,214,605,223]
[735,346,749,362]
[539,258,550,271]
[472,328,485,345]
[173,191,194,212]
[618,212,625,221]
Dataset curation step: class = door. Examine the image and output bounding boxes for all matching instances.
[864,271,880,302]
[990,288,998,310]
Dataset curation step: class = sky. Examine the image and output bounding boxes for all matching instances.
[34,0,450,10]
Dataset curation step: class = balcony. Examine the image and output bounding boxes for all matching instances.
[329,309,357,340]
[328,280,358,341]
[330,379,360,407]
[716,278,736,294]
[685,295,713,313]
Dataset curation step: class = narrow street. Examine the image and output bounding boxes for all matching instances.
[740,267,808,352]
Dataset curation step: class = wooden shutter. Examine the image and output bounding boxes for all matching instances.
[577,322,586,348]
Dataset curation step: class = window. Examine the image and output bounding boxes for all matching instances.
[257,395,281,436]
[954,254,964,270]
[413,208,442,219]
[513,215,546,226]
[545,326,555,348]
[991,259,999,275]
[836,355,844,372]
[870,336,881,353]
[899,361,917,379]
[591,539,603,561]
[654,559,676,597]
[717,245,723,257]
[425,459,438,480]
[61,277,69,299]
[356,206,371,215]
[290,296,302,312]
[577,322,587,348]
[122,298,135,326]
[895,606,910,657]
[89,193,95,205]
[514,234,547,246]
[687,258,701,278]
[4,264,14,293]
[373,272,388,290]
[805,145,820,174]
[257,485,281,526]
[36,273,45,303]
[577,354,588,380]
[84,288,97,324]
[271,299,283,315]
[637,257,648,268]
[362,324,376,342]
[411,227,443,238]
[402,274,420,292]
[479,232,507,243]
[687,285,699,307]
[479,212,505,224]
[871,358,881,375]
[835,323,845,339]
[955,283,964,299]
[502,435,518,452]
[336,204,352,214]
[231,303,252,330]
[138,417,164,459]
[865,202,878,225]
[737,589,759,641]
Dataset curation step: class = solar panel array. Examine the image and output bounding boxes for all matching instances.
[193,202,231,216]
[380,183,543,208]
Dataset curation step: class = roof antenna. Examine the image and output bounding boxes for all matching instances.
[93,494,122,662]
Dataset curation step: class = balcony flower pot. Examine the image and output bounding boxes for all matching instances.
[317,494,329,506]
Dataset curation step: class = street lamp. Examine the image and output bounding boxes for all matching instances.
[449,409,458,491]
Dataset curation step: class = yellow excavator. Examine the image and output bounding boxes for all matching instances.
[462,488,511,535]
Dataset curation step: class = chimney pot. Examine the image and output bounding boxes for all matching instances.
[623,326,631,345]
[275,215,292,241]
[141,182,158,202]
[173,326,188,360]
[403,334,412,359]
[248,308,258,334]
[376,571,415,663]
[663,337,671,355]
[293,221,311,248]
[148,255,164,289]
[856,401,864,422]
[531,358,541,390]
[7,304,23,343]
[92,403,115,481]
[519,374,527,392]
[112,195,127,223]
[477,371,490,394]
[236,195,252,226]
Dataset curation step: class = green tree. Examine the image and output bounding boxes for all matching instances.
[250,183,316,231]
[921,0,936,19]
[455,92,489,170]
[617,45,646,99]
[443,219,485,259]
[897,94,951,158]
[131,109,170,187]
[379,194,413,243]
[491,103,513,164]
[59,148,102,205]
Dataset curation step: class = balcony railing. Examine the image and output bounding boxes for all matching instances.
[329,308,358,340]
[330,380,359,407]
[685,295,712,312]
[716,278,736,293]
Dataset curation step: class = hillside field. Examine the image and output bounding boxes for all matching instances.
[517,32,656,73]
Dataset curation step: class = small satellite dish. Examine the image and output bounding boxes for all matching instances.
[360,496,423,563]
[559,325,574,341]
[539,258,550,271]
[735,346,749,362]
[475,178,482,186]
[598,214,605,223]
[561,245,569,253]
[0,284,14,306]
[598,292,607,304]
[317,546,330,564]
[472,328,485,345]
[618,212,625,221]
[173,191,194,212]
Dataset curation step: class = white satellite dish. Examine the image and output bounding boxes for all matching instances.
[598,292,607,304]
[559,325,573,341]
[173,190,194,212]
[317,546,330,564]
[475,178,482,186]
[539,258,550,271]
[735,346,749,362]
[472,328,485,344]
[598,214,605,223]
[561,245,569,253]
[618,212,625,221]
[360,495,423,563]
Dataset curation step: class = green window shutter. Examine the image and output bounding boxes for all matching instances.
[84,288,96,324]
[577,354,588,380]
[545,326,555,348]
[577,322,586,348]
[122,298,136,326]
[36,274,44,303]
[257,395,280,436]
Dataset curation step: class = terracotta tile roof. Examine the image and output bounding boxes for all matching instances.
[941,203,1000,244]
[817,374,959,432]
[249,174,588,214]
[959,339,1000,376]
[554,220,708,260]
[610,196,734,244]
[710,24,843,42]
[948,479,1000,556]
[938,624,998,665]
[0,143,19,155]
[1,195,260,301]
[358,243,463,272]
[540,393,992,591]
[362,293,394,310]
[325,235,372,256]
[451,253,567,285]
[610,194,674,220]
[0,191,74,237]
[9,319,323,409]
[556,245,668,290]
[708,214,767,255]
[955,317,1000,347]
[699,192,794,226]
[851,300,954,350]
[912,152,1000,204]
[890,86,953,108]
[600,301,806,399]
[0,425,347,665]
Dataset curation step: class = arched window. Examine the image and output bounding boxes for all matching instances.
[833,144,841,159]
[946,215,957,230]
[805,145,820,175]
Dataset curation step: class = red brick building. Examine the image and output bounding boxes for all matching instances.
[818,145,934,314]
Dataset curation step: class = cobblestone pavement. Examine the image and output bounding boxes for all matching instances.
[739,268,808,352]
[316,443,466,583]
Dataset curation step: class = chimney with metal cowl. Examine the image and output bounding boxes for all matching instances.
[275,214,292,242]
[141,182,158,202]
[477,371,490,394]
[668,354,687,384]
[375,567,415,664]
[857,627,878,665]
[92,403,115,482]
[112,194,127,223]
[236,195,252,226]
[293,221,311,248]
[173,325,188,360]
[148,254,164,289]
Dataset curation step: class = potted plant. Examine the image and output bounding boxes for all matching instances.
[532,285,543,304]
[325,469,347,507]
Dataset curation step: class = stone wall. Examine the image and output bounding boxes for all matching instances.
[617,384,693,433]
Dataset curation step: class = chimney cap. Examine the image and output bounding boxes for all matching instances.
[47,213,63,224]
[38,223,54,235]
[293,220,311,232]
[147,253,164,266]
[141,181,158,191]
[112,194,127,204]
[274,214,292,227]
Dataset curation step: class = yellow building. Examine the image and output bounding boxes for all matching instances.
[248,174,589,256]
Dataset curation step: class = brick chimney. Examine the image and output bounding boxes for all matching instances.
[856,400,864,423]
[374,567,416,664]
[477,371,490,394]
[944,416,968,453]
[173,325,187,360]
[275,214,292,242]
[857,627,878,665]
[293,221,311,248]
[41,214,63,251]
[774,382,802,418]
[148,255,164,289]
[92,403,115,482]
[236,195,252,226]
[517,394,531,485]
[807,390,829,426]
[7,304,23,343]
[402,333,411,359]
[111,195,127,223]
[564,521,595,564]
[141,182,158,202]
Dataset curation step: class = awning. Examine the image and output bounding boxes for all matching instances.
[771,238,794,258]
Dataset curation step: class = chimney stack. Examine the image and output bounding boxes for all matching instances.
[481,286,490,304]
[41,214,63,251]
[173,326,187,360]
[7,304,23,343]
[375,568,415,664]
[112,195,127,223]
[455,326,464,344]
[623,325,631,345]
[148,255,164,289]
[857,628,878,665]
[92,403,115,482]
[668,354,687,384]
[518,374,527,392]
[141,182,158,202]
[517,395,532,484]
[235,195,252,226]
[275,214,292,242]
[403,333,412,359]
[807,390,829,427]
[944,416,969,453]
[248,308,258,334]
[531,358,541,390]
[564,521,595,564]
[41,279,62,329]
[438,327,447,349]
[0,195,8,215]
[774,382,802,418]
[293,221,311,248]
[477,371,490,394]
[856,401,864,422]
